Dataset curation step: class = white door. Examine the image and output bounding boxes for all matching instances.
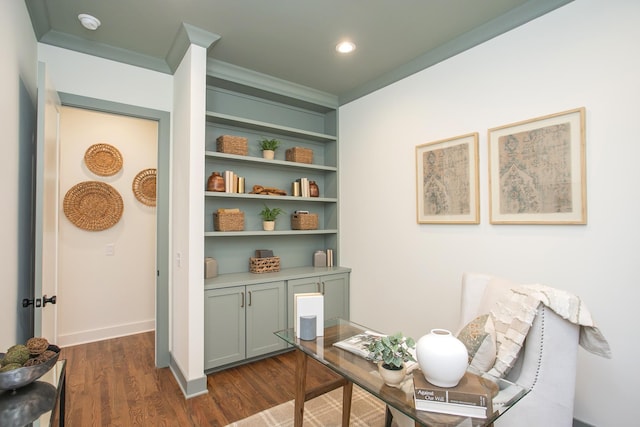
[33,61,61,339]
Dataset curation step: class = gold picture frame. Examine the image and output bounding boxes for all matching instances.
[488,107,586,224]
[416,133,479,224]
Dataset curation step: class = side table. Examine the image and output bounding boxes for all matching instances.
[0,359,66,427]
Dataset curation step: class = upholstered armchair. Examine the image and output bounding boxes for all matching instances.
[457,272,580,427]
[388,272,581,427]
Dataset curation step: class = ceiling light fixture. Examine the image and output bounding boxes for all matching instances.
[336,41,356,54]
[78,13,101,31]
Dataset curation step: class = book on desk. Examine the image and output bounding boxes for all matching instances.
[413,371,498,419]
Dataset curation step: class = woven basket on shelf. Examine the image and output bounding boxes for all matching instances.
[213,211,245,231]
[285,147,313,164]
[250,256,281,273]
[216,135,248,156]
[291,213,318,230]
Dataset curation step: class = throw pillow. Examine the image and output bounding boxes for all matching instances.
[457,313,497,373]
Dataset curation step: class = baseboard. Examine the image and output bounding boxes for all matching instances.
[169,355,208,399]
[574,419,595,427]
[57,319,155,347]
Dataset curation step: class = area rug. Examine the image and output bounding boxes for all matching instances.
[224,385,386,427]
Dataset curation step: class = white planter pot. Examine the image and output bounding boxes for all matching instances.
[416,329,468,387]
[262,220,275,231]
[377,362,406,388]
[262,150,275,160]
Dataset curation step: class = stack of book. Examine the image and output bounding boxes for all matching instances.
[294,178,310,197]
[223,170,245,193]
[413,371,498,419]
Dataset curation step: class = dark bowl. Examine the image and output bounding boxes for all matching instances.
[0,351,59,391]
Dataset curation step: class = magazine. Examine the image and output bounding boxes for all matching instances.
[332,330,385,358]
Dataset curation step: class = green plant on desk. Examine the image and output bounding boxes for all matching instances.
[367,333,416,370]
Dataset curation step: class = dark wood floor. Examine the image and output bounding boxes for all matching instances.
[59,331,341,426]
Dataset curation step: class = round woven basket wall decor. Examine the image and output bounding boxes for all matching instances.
[63,181,124,231]
[84,143,123,176]
[132,168,157,207]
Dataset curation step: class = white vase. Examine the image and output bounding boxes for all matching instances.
[377,361,406,388]
[262,220,275,231]
[262,150,275,160]
[416,329,468,387]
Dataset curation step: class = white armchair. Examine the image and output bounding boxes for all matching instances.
[388,272,580,427]
[457,272,579,427]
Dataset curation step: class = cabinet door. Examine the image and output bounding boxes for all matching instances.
[204,287,246,370]
[321,273,350,321]
[246,281,287,358]
[287,276,320,328]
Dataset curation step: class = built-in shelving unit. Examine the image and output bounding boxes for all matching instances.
[204,71,341,277]
[203,64,349,371]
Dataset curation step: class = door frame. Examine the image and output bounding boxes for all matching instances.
[59,93,171,367]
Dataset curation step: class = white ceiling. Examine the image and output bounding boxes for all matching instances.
[25,0,572,103]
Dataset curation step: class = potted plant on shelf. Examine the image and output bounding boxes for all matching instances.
[367,333,416,388]
[258,138,281,160]
[259,204,284,231]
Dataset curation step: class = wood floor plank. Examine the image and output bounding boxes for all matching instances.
[59,331,340,426]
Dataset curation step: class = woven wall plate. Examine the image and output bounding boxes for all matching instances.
[132,168,157,207]
[63,181,124,231]
[84,143,123,176]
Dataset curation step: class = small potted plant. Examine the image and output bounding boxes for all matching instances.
[367,333,416,388]
[258,138,281,160]
[258,204,284,231]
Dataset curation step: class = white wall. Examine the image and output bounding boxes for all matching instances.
[38,45,173,112]
[0,0,38,349]
[171,44,207,392]
[339,1,637,425]
[57,106,157,346]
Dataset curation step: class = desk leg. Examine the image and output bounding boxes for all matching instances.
[60,368,66,427]
[341,381,353,427]
[294,349,308,427]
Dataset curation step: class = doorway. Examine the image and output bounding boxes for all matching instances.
[58,106,157,345]
[58,94,170,367]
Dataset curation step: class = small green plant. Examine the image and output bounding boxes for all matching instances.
[366,333,416,370]
[259,204,284,221]
[258,138,281,151]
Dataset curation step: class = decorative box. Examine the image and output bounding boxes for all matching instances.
[213,211,245,231]
[285,147,313,164]
[216,135,248,156]
[291,213,318,230]
[249,256,281,273]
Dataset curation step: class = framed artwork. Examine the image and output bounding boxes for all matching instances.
[416,133,479,224]
[488,107,586,224]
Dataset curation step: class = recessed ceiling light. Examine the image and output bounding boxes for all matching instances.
[336,41,356,54]
[78,13,101,31]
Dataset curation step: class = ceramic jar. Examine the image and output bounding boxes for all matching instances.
[416,329,468,387]
[207,172,225,192]
[309,181,319,197]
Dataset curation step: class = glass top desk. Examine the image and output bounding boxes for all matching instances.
[275,319,528,427]
[0,359,66,427]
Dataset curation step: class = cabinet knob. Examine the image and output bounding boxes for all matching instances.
[240,291,245,307]
[248,291,252,306]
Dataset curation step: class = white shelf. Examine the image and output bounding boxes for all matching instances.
[204,150,337,172]
[204,229,338,237]
[206,112,336,143]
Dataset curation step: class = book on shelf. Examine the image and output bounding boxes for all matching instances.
[413,371,498,419]
[293,293,324,338]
